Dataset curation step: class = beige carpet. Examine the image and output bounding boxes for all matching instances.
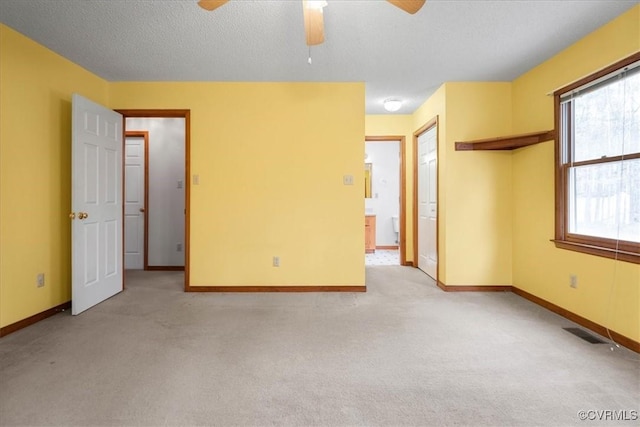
[0,267,638,426]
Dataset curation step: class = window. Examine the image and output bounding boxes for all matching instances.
[554,53,640,264]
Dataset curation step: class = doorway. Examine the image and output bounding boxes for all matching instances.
[364,136,407,266]
[117,110,191,289]
[413,118,438,281]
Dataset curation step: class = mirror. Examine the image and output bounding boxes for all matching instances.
[365,163,372,198]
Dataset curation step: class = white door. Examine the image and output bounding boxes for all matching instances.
[417,126,437,279]
[124,135,146,270]
[72,94,123,315]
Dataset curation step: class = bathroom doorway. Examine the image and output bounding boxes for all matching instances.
[364,136,406,266]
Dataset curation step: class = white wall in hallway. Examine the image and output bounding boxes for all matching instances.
[364,141,400,246]
[126,117,185,267]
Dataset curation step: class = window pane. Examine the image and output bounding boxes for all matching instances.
[573,71,640,162]
[569,159,640,242]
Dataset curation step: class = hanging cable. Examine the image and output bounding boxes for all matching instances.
[604,71,629,352]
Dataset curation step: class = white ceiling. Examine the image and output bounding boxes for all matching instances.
[0,0,637,114]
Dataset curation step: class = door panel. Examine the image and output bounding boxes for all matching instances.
[418,146,428,272]
[105,147,118,203]
[72,94,123,315]
[417,126,437,280]
[124,135,146,269]
[105,219,118,276]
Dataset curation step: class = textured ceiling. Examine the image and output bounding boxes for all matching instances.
[0,0,637,114]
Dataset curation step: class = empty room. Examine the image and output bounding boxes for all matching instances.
[0,1,638,426]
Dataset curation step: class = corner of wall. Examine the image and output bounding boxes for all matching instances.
[509,4,640,342]
[0,24,109,328]
[441,82,513,286]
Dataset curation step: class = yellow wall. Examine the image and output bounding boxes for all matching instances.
[364,114,414,262]
[0,25,110,327]
[511,5,640,340]
[2,4,638,344]
[110,82,365,287]
[409,83,513,286]
[361,5,639,341]
[1,26,364,328]
[443,83,513,286]
[366,8,638,345]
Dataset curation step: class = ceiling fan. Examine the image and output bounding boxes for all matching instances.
[197,0,426,46]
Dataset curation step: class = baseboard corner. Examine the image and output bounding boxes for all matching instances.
[511,286,639,353]
[437,280,512,292]
[185,285,366,293]
[0,301,71,338]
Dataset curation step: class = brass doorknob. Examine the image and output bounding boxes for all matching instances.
[78,212,89,220]
[69,212,76,220]
[139,208,145,213]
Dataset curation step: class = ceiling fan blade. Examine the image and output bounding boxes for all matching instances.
[198,0,229,11]
[303,0,325,46]
[386,0,426,15]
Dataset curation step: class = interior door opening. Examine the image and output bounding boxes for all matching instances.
[118,110,191,289]
[364,136,407,266]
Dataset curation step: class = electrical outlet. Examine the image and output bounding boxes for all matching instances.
[176,243,183,252]
[343,175,354,185]
[273,256,280,267]
[37,273,45,288]
[570,275,577,289]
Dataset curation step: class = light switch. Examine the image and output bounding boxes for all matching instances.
[177,180,183,189]
[193,174,200,185]
[343,175,354,185]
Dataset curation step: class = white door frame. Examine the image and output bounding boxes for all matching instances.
[413,117,439,281]
[364,136,407,265]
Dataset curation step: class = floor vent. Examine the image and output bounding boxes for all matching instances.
[563,327,606,344]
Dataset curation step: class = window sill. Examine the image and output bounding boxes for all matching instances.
[551,239,639,264]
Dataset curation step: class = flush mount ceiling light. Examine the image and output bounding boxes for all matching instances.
[307,0,328,7]
[383,99,403,112]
